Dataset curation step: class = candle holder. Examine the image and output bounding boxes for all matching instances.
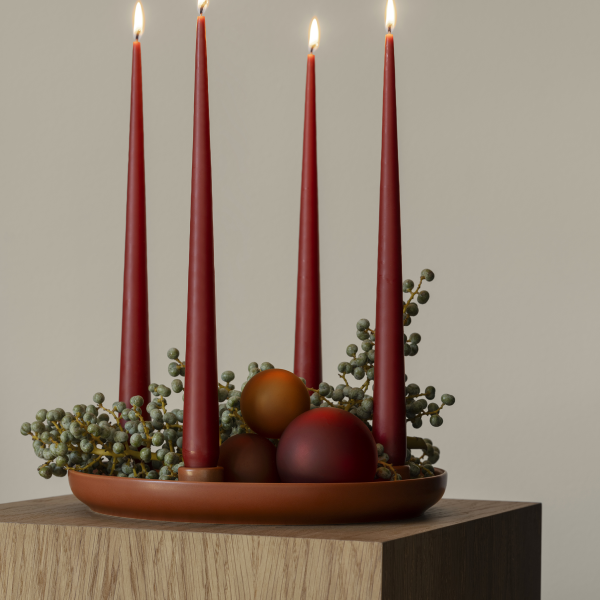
[22,267,453,525]
[178,466,224,482]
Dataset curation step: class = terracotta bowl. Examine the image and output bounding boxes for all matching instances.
[69,469,447,525]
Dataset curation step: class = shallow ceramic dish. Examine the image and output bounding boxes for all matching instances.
[69,469,447,525]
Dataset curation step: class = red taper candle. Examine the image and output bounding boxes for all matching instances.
[294,18,322,390]
[182,8,220,470]
[119,3,150,419]
[372,1,406,466]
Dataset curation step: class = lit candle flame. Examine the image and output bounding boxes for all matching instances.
[133,2,145,39]
[386,0,396,32]
[309,18,320,53]
[198,0,209,14]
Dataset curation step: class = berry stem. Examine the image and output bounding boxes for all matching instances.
[404,276,425,312]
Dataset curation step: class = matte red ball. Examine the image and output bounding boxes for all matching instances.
[276,408,378,483]
[218,434,280,483]
[241,369,310,439]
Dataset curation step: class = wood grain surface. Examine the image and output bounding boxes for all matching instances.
[382,503,542,600]
[0,495,541,600]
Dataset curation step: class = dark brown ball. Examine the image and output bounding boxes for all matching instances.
[240,369,310,439]
[217,434,280,483]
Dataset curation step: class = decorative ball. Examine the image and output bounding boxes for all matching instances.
[217,434,280,483]
[240,369,310,439]
[276,408,378,483]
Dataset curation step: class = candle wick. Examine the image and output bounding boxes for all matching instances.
[199,7,204,15]
[136,32,140,41]
[387,26,392,34]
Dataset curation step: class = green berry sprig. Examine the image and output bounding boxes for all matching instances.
[22,381,186,480]
[303,268,455,478]
[375,443,402,481]
[374,438,441,481]
[405,436,440,478]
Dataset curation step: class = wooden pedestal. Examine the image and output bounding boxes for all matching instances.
[0,495,541,600]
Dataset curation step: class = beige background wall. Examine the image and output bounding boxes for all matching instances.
[1,0,599,597]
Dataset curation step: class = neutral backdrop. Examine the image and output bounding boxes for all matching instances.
[1,1,598,598]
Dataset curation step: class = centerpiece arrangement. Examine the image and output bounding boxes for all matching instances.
[20,0,455,525]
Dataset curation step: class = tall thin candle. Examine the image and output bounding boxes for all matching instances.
[294,18,322,390]
[180,0,223,482]
[119,2,150,419]
[372,0,406,465]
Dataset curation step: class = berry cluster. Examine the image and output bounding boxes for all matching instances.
[22,387,185,480]
[300,268,455,479]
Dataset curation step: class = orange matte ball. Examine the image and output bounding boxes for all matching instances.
[240,369,310,439]
[217,434,280,483]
